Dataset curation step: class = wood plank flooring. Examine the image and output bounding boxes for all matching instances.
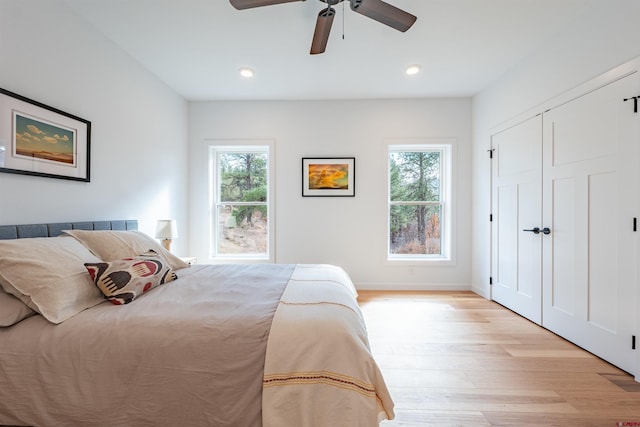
[357,291,640,427]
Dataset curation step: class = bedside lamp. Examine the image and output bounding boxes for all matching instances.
[155,219,178,252]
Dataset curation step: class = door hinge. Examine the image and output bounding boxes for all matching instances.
[489,277,493,285]
[490,214,493,222]
[488,149,495,159]
[624,96,639,113]
[633,335,636,350]
[634,217,637,232]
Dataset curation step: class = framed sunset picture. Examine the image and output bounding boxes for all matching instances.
[14,113,76,166]
[302,157,355,197]
[0,87,90,182]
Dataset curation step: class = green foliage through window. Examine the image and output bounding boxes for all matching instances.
[212,148,269,257]
[389,149,445,257]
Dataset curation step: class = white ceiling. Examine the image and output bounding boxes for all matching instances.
[63,0,596,101]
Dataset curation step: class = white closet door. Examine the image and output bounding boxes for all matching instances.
[542,73,638,374]
[491,115,543,324]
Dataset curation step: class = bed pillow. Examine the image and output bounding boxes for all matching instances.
[0,236,105,324]
[64,230,188,271]
[85,251,177,305]
[0,289,36,327]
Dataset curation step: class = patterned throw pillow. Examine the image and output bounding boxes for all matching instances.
[85,250,177,305]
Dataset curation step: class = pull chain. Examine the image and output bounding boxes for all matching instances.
[342,1,345,40]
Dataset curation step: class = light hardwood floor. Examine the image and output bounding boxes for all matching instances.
[357,291,640,427]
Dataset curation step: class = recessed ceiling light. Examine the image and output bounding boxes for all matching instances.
[405,64,421,76]
[239,67,255,78]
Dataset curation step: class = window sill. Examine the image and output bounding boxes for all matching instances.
[386,257,456,267]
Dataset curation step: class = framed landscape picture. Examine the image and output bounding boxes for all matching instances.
[0,88,90,182]
[302,157,355,197]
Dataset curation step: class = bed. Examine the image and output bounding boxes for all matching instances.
[0,220,394,427]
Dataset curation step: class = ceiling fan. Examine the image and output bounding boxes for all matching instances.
[229,0,417,55]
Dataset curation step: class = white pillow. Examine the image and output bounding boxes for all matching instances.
[64,230,188,271]
[0,236,105,324]
[0,289,36,327]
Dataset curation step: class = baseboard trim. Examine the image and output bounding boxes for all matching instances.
[354,282,472,291]
[471,284,490,299]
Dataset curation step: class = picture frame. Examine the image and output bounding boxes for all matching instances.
[0,88,90,182]
[302,157,355,197]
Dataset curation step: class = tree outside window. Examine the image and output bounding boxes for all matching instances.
[388,143,451,260]
[211,146,270,259]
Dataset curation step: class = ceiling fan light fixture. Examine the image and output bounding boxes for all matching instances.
[239,67,255,78]
[406,64,421,75]
[311,7,336,55]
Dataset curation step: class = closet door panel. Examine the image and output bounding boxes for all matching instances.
[550,176,577,316]
[588,171,619,332]
[491,115,542,324]
[542,73,638,374]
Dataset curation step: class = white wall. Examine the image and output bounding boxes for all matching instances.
[0,0,189,253]
[470,0,640,297]
[189,98,472,289]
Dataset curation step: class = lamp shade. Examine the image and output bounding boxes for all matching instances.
[155,220,178,239]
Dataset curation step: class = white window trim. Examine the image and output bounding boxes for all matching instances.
[207,140,275,263]
[385,138,456,266]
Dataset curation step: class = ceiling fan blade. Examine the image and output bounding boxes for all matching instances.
[349,0,416,32]
[310,7,336,55]
[229,0,304,10]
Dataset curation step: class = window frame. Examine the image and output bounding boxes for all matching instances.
[208,141,275,262]
[385,139,455,265]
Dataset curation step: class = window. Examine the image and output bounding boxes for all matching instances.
[209,143,273,261]
[387,141,452,262]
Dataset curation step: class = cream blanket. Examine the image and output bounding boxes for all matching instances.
[262,264,395,426]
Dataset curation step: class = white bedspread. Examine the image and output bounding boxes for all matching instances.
[262,264,394,426]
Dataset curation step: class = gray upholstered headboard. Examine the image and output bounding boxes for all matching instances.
[0,220,138,240]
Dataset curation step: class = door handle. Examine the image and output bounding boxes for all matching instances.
[523,227,551,235]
